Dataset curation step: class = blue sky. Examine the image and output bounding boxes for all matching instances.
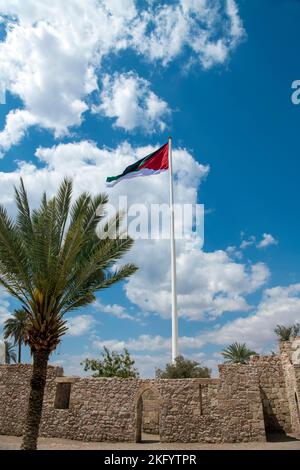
[0,0,300,376]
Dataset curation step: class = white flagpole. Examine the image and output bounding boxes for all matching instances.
[168,136,179,362]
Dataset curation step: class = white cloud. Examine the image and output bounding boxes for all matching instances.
[202,283,300,351]
[96,72,170,132]
[0,110,37,157]
[133,354,170,378]
[94,72,170,132]
[93,334,171,353]
[0,306,10,327]
[0,292,11,328]
[93,300,139,322]
[240,235,256,250]
[0,0,245,153]
[125,243,269,320]
[88,282,300,374]
[226,0,244,43]
[92,333,210,356]
[131,0,245,68]
[50,352,95,377]
[257,233,278,249]
[226,245,243,259]
[240,233,278,250]
[67,314,95,337]
[0,0,135,152]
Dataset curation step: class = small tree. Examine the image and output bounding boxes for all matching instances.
[155,355,211,379]
[82,347,139,378]
[221,342,256,364]
[274,323,300,341]
[4,309,28,363]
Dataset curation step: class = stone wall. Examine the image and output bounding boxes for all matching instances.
[2,346,300,443]
[45,368,266,443]
[279,340,300,434]
[0,364,63,436]
[249,355,292,433]
[216,365,266,443]
[0,363,267,443]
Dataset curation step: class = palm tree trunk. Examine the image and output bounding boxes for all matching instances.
[18,339,21,364]
[21,350,50,450]
[4,342,8,364]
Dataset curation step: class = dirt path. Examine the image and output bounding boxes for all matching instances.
[0,434,300,450]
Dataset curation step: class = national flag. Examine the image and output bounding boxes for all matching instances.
[106,142,168,187]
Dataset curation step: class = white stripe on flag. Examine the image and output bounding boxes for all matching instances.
[106,168,167,187]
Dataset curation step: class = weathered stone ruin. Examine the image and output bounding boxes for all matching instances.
[0,339,299,443]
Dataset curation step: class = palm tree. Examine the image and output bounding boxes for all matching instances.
[4,309,28,363]
[0,178,137,450]
[274,323,300,341]
[4,341,17,364]
[221,342,256,364]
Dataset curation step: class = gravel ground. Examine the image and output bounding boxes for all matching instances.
[0,434,300,450]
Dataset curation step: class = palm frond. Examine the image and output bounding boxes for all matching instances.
[0,178,137,353]
[14,178,34,247]
[0,204,33,299]
[55,178,73,246]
